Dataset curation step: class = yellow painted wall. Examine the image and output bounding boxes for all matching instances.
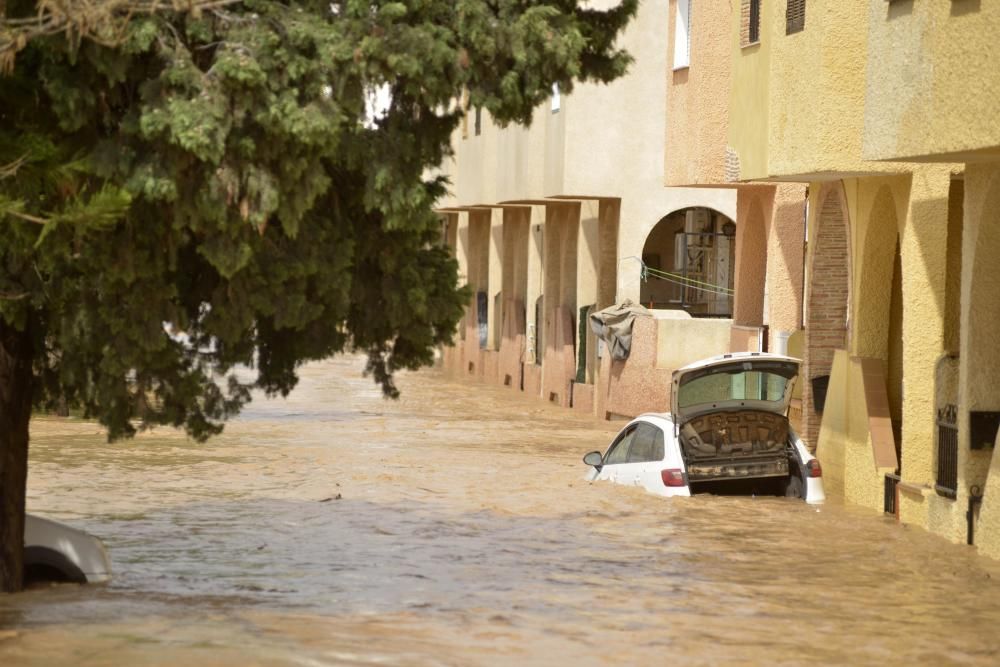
[768,1,870,178]
[654,315,733,372]
[864,2,1000,162]
[726,0,774,182]
[810,167,972,538]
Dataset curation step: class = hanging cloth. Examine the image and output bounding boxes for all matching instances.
[588,300,652,361]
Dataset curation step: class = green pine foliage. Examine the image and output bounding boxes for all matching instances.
[0,0,636,442]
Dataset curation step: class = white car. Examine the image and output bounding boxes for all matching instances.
[24,514,112,584]
[583,352,825,504]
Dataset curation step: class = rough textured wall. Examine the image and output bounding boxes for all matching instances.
[498,208,530,391]
[541,204,579,408]
[767,0,892,178]
[864,2,1000,162]
[732,188,769,326]
[603,316,673,419]
[896,166,952,515]
[727,0,772,181]
[766,183,807,334]
[664,0,731,186]
[654,317,734,371]
[816,352,889,513]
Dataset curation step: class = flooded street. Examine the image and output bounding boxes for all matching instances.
[2,356,1000,665]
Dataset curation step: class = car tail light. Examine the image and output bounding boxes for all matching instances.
[661,469,686,487]
[806,459,822,478]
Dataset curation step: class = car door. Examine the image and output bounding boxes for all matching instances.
[597,424,638,485]
[623,422,667,491]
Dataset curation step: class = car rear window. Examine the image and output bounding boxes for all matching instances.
[678,370,789,408]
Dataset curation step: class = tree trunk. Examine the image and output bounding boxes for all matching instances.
[0,319,32,593]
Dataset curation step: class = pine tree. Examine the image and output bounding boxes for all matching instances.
[0,0,636,592]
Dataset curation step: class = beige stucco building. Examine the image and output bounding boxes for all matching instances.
[435,0,807,422]
[436,0,1000,562]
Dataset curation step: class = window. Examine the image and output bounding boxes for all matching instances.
[550,83,561,113]
[604,425,637,465]
[742,0,761,46]
[534,295,544,365]
[786,0,805,34]
[677,369,793,409]
[673,0,691,70]
[477,291,488,349]
[627,424,666,463]
[474,107,482,136]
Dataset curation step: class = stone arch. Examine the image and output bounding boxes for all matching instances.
[634,205,734,248]
[803,183,851,449]
[638,207,736,316]
[855,186,902,362]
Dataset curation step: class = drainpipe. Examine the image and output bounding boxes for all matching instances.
[968,485,984,546]
[772,330,792,356]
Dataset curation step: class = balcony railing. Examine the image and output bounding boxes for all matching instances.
[936,404,958,499]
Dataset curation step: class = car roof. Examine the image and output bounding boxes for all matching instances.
[634,412,674,425]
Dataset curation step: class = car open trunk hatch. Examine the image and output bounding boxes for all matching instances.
[671,353,800,425]
[671,354,801,483]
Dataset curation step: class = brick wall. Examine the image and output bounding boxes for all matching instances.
[803,188,850,449]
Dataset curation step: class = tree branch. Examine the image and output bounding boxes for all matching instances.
[0,0,244,72]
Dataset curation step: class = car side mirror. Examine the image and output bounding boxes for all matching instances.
[583,451,604,468]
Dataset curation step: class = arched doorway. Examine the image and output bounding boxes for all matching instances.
[856,186,904,470]
[639,207,736,317]
[803,186,850,449]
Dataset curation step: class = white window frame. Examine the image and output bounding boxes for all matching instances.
[551,83,561,113]
[673,0,691,70]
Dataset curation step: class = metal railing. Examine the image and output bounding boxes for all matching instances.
[936,404,958,499]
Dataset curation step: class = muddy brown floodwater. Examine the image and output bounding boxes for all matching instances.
[2,357,1000,666]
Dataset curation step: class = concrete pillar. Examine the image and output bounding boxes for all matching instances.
[499,206,530,390]
[960,163,1000,557]
[541,201,580,407]
[897,167,950,490]
[577,200,600,386]
[524,205,546,396]
[733,187,768,328]
[766,183,807,336]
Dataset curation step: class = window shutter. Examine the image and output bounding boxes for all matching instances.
[786,0,805,35]
[741,0,762,46]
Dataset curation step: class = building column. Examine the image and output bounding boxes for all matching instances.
[959,163,1000,557]
[896,166,952,530]
[765,183,807,347]
[523,205,546,397]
